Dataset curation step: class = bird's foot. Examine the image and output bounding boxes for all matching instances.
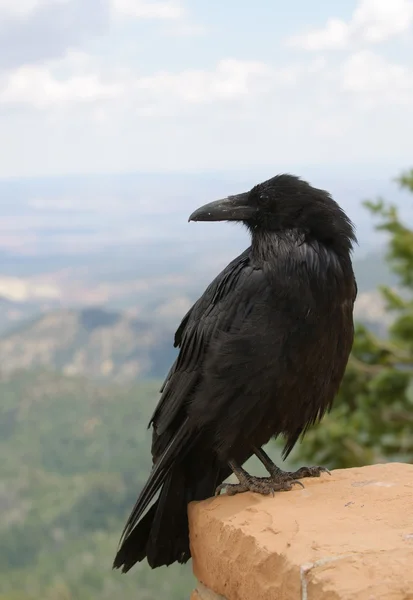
[252,447,330,486]
[269,465,331,481]
[215,473,303,497]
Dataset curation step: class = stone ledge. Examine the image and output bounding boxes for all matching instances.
[188,462,413,600]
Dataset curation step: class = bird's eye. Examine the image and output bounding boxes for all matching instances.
[259,192,270,205]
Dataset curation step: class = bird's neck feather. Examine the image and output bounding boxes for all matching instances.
[250,228,304,263]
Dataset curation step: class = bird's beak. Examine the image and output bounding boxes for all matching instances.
[188,192,255,222]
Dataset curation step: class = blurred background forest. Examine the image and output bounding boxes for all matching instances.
[2,0,413,598]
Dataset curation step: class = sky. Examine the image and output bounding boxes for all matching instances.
[0,0,413,178]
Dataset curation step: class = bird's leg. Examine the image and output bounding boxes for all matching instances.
[215,459,304,497]
[253,446,330,482]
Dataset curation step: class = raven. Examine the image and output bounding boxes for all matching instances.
[113,173,357,573]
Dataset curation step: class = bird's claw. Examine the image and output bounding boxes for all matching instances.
[287,465,331,479]
[215,475,303,497]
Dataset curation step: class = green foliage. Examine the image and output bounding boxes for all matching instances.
[0,371,194,599]
[290,169,413,469]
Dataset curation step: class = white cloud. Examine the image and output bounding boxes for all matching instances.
[0,0,109,70]
[110,0,184,20]
[0,0,68,19]
[288,18,349,51]
[341,50,413,99]
[286,0,413,51]
[109,0,206,39]
[0,58,273,112]
[0,65,122,109]
[0,4,413,178]
[353,0,413,43]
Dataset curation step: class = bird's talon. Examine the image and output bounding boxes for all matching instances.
[291,479,305,489]
[285,465,331,480]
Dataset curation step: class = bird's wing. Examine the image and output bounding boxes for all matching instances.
[148,247,257,443]
[117,248,264,546]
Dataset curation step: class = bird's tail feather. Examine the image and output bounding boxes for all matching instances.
[113,465,189,571]
[113,503,157,570]
[116,418,193,553]
[146,463,190,567]
[113,449,227,571]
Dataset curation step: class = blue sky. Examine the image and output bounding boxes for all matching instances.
[0,0,412,178]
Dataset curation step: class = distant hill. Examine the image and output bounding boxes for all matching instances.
[0,307,177,382]
[0,295,42,336]
[0,268,395,383]
[0,370,194,599]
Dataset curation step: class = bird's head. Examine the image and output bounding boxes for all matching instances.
[189,174,356,252]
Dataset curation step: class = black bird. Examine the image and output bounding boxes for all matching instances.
[113,173,357,573]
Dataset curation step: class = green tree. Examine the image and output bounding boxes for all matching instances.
[292,169,413,469]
